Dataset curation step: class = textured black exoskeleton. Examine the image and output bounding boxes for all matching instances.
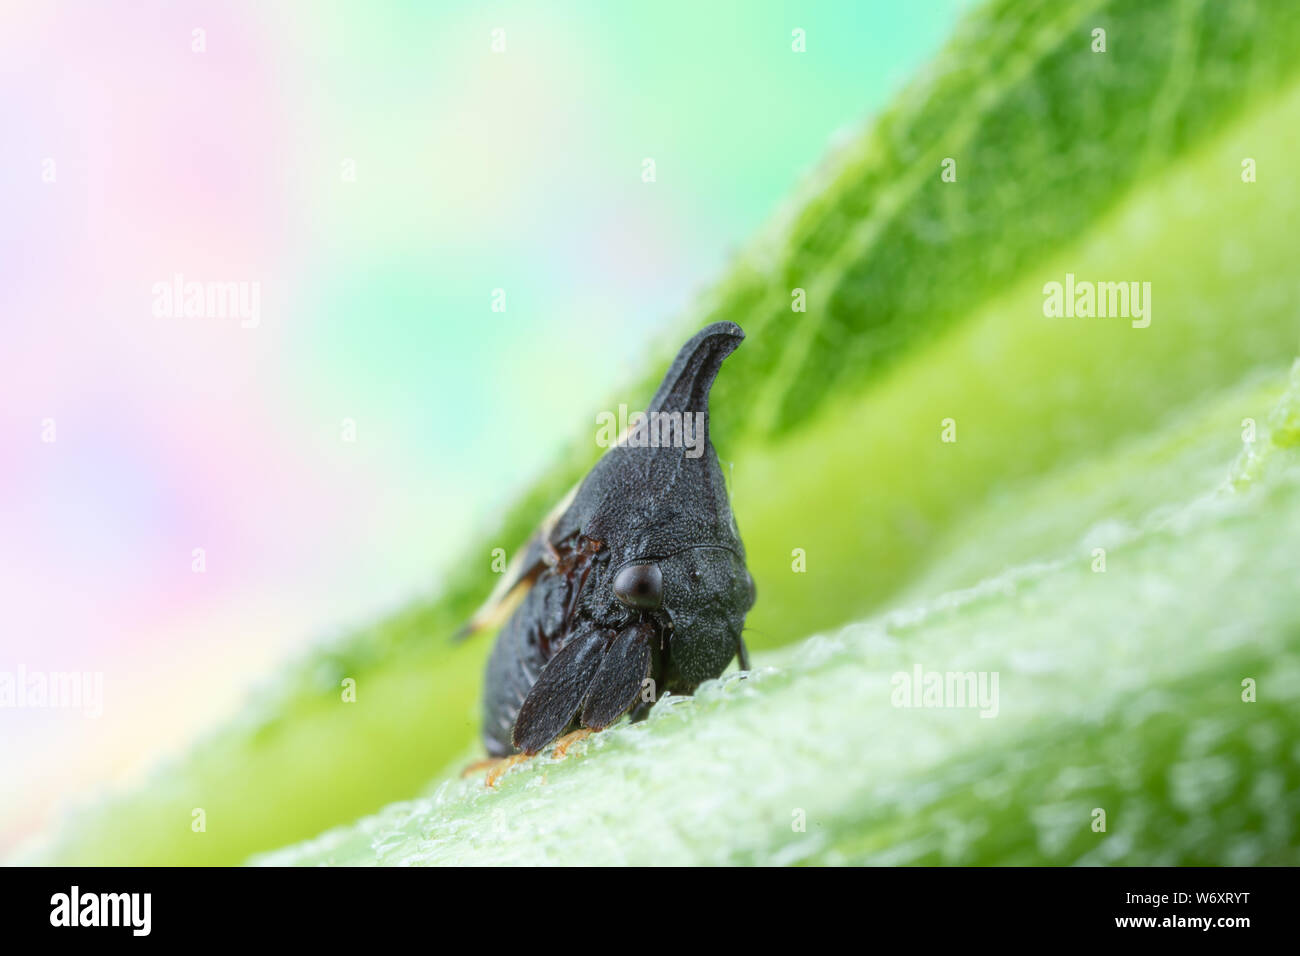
[468,322,755,756]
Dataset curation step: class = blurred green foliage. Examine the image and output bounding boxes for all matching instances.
[22,0,1300,864]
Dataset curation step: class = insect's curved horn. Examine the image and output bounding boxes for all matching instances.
[647,321,744,417]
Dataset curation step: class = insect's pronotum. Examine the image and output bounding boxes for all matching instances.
[462,322,755,757]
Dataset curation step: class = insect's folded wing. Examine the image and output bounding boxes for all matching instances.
[580,621,654,731]
[512,625,609,754]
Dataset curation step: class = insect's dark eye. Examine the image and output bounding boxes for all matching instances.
[613,563,663,610]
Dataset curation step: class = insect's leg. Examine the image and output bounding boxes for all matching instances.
[561,557,594,628]
[484,753,531,788]
[461,757,497,777]
[460,754,530,786]
[736,634,750,671]
[550,728,593,760]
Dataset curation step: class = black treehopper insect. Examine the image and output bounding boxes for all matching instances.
[463,321,756,756]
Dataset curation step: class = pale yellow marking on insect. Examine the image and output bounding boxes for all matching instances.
[459,481,580,639]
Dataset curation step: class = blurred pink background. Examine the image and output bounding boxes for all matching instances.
[0,0,957,853]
